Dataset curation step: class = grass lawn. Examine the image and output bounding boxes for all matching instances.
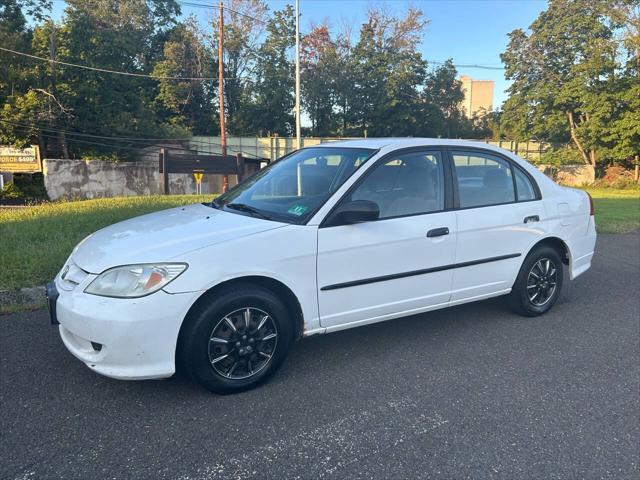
[1,188,638,292]
[0,195,210,291]
[583,187,640,234]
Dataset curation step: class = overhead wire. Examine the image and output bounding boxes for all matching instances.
[1,119,266,159]
[177,1,268,25]
[0,47,248,81]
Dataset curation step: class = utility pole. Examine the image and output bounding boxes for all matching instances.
[218,0,229,192]
[49,24,68,159]
[294,0,301,150]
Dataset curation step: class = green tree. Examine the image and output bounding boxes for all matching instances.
[332,25,358,136]
[422,60,464,137]
[215,0,268,135]
[501,0,634,167]
[2,0,184,158]
[244,6,295,135]
[606,1,640,164]
[153,17,216,135]
[0,0,53,147]
[348,7,428,137]
[300,24,340,136]
[0,1,32,104]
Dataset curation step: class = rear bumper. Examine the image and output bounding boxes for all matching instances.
[55,279,201,380]
[569,216,597,280]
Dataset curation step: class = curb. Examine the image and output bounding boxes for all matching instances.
[0,286,46,313]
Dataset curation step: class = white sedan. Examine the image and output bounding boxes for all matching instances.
[48,139,597,393]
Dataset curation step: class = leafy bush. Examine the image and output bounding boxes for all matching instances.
[540,146,584,166]
[0,182,23,199]
[0,174,48,200]
[592,166,640,189]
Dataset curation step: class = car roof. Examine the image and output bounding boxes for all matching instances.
[312,137,507,152]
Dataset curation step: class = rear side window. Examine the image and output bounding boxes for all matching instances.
[452,151,515,208]
[514,168,536,201]
[350,150,445,219]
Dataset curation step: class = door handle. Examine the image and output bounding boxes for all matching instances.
[427,227,449,238]
[524,215,540,223]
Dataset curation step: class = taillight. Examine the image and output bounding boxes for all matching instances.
[586,192,594,216]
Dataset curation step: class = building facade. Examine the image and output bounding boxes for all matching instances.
[460,75,494,117]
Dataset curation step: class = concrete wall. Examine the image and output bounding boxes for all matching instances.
[43,159,235,200]
[537,164,596,186]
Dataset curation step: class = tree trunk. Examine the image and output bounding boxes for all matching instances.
[566,111,590,165]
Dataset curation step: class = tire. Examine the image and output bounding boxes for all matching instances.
[178,284,294,394]
[507,245,564,317]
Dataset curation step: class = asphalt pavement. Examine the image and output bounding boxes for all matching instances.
[1,233,639,479]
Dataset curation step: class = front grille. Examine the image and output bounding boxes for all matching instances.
[59,260,89,291]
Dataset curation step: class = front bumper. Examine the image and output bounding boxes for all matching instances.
[46,281,60,325]
[54,276,201,380]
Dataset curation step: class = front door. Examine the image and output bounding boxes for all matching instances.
[317,149,457,329]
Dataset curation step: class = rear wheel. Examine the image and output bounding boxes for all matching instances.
[507,245,564,317]
[178,285,293,394]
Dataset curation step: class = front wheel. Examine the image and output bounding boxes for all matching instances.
[507,245,564,317]
[178,284,294,394]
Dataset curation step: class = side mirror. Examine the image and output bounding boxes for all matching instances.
[326,200,380,226]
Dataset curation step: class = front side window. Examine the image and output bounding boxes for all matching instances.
[213,147,376,223]
[348,150,445,219]
[452,151,515,208]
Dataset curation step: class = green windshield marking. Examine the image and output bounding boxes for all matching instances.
[287,204,309,216]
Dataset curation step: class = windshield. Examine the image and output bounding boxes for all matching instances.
[212,147,376,224]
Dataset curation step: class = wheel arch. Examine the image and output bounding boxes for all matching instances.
[527,236,571,266]
[178,275,305,348]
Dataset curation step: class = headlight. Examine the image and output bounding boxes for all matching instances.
[84,263,187,298]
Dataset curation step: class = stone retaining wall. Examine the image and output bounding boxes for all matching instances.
[537,164,596,186]
[43,159,233,200]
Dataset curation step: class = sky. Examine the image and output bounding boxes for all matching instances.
[49,0,549,109]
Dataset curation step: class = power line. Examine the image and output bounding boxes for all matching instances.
[177,0,268,25]
[1,119,190,142]
[0,47,245,81]
[10,127,266,160]
[175,0,216,10]
[222,5,268,25]
[8,127,156,154]
[427,59,504,71]
[1,31,507,76]
[1,119,266,159]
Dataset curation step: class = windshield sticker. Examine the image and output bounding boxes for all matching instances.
[287,204,309,216]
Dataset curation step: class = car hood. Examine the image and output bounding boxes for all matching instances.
[72,203,286,273]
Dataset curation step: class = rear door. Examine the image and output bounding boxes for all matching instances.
[449,148,546,302]
[316,148,457,329]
